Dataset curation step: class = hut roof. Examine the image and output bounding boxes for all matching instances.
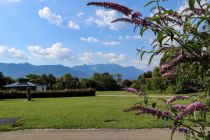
[3,82,40,88]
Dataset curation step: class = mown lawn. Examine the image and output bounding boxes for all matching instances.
[96,91,133,95]
[0,91,207,131]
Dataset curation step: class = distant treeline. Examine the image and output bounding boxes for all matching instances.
[0,72,132,91]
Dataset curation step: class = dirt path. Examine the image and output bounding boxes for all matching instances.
[0,129,185,140]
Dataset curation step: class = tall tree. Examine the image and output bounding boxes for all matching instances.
[0,72,4,88]
[48,74,56,90]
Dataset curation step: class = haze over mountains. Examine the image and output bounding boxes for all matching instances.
[0,63,144,80]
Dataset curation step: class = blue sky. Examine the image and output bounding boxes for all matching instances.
[0,0,192,70]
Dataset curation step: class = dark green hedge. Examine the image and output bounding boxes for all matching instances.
[0,89,95,99]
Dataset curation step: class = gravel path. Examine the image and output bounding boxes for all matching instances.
[0,129,185,140]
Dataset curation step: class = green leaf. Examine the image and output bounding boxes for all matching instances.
[189,0,195,10]
[140,27,148,37]
[137,49,146,60]
[144,0,157,7]
[157,31,164,43]
[148,54,155,66]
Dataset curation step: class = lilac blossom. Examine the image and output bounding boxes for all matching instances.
[171,104,186,111]
[175,102,206,121]
[122,87,139,94]
[166,96,189,104]
[87,2,133,16]
[178,127,189,134]
[162,72,174,78]
[125,106,170,120]
[161,53,184,71]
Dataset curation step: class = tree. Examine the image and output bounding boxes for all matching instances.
[0,72,4,88]
[40,74,48,85]
[92,73,120,90]
[80,78,97,89]
[62,74,74,89]
[0,72,14,89]
[61,74,81,89]
[26,74,41,83]
[48,74,56,90]
[122,79,132,87]
[113,73,123,85]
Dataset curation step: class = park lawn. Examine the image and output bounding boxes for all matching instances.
[0,96,173,131]
[96,91,133,96]
[0,92,208,131]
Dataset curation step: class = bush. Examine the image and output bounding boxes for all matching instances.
[0,89,95,99]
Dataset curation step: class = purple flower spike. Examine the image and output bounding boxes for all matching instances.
[162,72,174,78]
[172,104,186,111]
[175,102,206,121]
[166,96,189,104]
[122,87,139,94]
[161,53,184,71]
[178,127,189,134]
[125,106,170,120]
[136,107,170,120]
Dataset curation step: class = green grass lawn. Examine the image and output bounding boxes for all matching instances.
[0,91,207,131]
[96,91,133,95]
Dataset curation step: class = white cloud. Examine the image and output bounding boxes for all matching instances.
[118,35,142,40]
[28,43,73,60]
[80,37,99,43]
[68,20,80,30]
[77,12,85,17]
[78,52,93,64]
[86,9,125,30]
[103,41,121,46]
[80,36,121,46]
[0,45,25,59]
[38,6,63,27]
[96,52,126,63]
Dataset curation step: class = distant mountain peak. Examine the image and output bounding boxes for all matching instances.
[72,63,144,80]
[0,62,144,80]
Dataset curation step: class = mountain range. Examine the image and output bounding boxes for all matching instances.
[0,62,144,80]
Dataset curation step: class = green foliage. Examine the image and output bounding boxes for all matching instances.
[122,79,132,87]
[80,78,97,89]
[26,74,42,84]
[130,80,141,89]
[62,74,81,89]
[0,89,95,99]
[92,73,120,91]
[0,72,14,89]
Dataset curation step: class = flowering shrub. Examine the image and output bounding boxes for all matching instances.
[88,0,210,139]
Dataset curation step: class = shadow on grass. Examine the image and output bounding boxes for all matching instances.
[0,118,23,132]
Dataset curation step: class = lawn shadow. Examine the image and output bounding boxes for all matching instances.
[0,117,22,125]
